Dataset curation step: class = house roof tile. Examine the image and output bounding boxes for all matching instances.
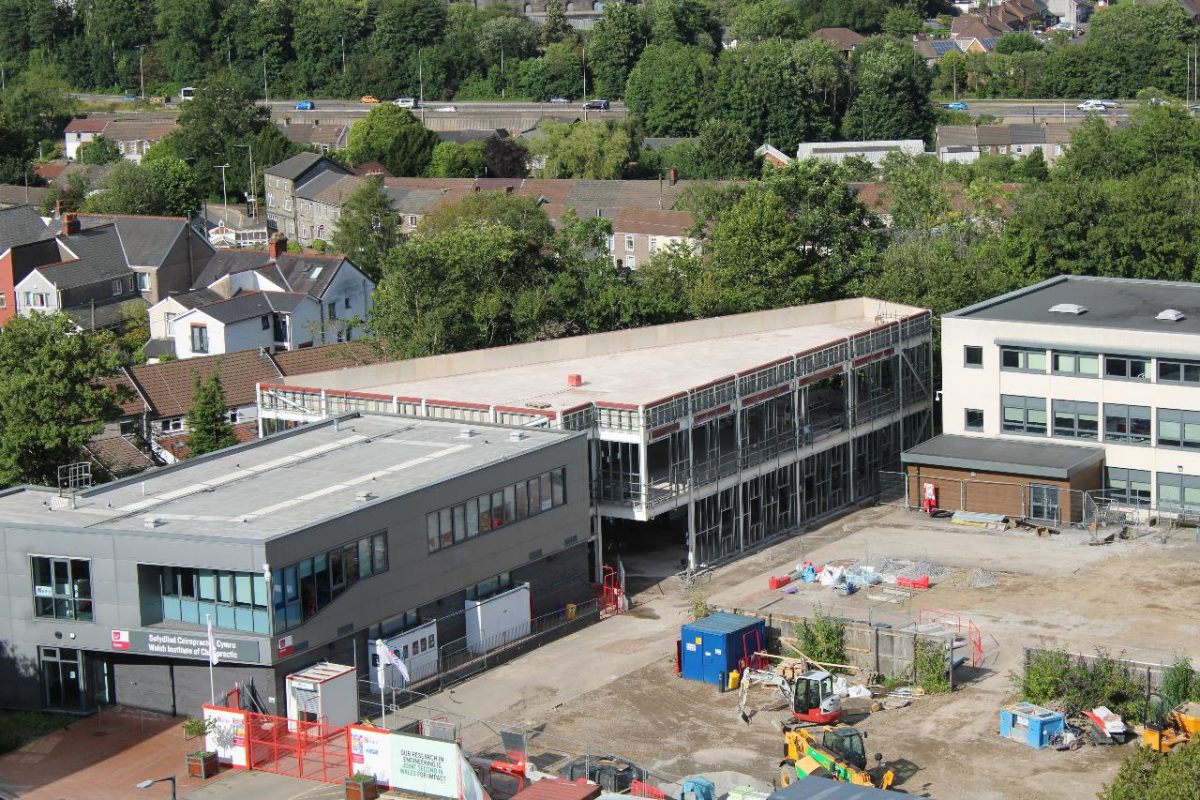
[83,434,156,477]
[266,152,327,181]
[191,290,312,324]
[810,27,866,49]
[39,224,131,289]
[65,118,111,134]
[127,349,284,416]
[272,340,392,376]
[612,208,694,237]
[0,205,53,252]
[78,214,196,268]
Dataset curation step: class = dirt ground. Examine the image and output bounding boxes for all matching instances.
[442,505,1200,800]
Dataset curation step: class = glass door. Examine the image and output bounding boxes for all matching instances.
[40,647,88,711]
[1029,484,1060,523]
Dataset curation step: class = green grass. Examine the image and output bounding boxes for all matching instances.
[0,710,74,755]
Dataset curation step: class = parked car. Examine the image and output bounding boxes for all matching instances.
[1077,100,1108,112]
[393,97,416,108]
[435,105,457,113]
[583,99,610,110]
[941,101,969,111]
[360,95,380,104]
[549,96,571,104]
[1189,104,1200,113]
[295,100,315,110]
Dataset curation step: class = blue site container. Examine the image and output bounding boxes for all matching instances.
[679,612,766,685]
[1000,702,1065,749]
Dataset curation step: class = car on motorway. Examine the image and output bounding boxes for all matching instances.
[295,100,315,110]
[548,96,571,104]
[583,99,610,110]
[940,101,969,111]
[435,105,457,113]
[1077,100,1108,112]
[360,95,380,104]
[1190,104,1200,113]
[393,97,416,108]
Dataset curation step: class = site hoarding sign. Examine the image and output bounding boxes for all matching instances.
[203,705,249,767]
[349,724,394,786]
[390,730,460,798]
[110,628,263,663]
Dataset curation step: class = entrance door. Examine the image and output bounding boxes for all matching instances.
[40,647,87,711]
[1029,484,1060,523]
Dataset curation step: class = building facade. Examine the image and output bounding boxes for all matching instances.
[256,300,934,574]
[0,414,589,715]
[935,276,1200,515]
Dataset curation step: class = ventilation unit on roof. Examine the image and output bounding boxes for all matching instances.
[457,427,477,439]
[355,491,374,503]
[1157,308,1186,322]
[1049,303,1088,315]
[508,430,526,442]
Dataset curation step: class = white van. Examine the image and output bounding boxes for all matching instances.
[180,86,196,101]
[393,97,416,108]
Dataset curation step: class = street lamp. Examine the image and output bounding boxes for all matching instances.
[215,164,230,221]
[136,45,145,101]
[236,143,255,219]
[136,776,177,799]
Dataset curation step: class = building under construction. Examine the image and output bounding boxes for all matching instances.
[257,299,934,577]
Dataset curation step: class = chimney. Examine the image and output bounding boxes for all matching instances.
[668,167,679,186]
[62,211,80,237]
[268,233,286,260]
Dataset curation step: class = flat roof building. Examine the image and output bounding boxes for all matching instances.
[0,414,589,715]
[259,299,935,573]
[907,275,1200,521]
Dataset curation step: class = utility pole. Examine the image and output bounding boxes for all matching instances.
[582,45,587,102]
[237,143,255,219]
[418,48,424,111]
[216,164,230,221]
[137,46,145,101]
[500,42,505,99]
[341,36,346,76]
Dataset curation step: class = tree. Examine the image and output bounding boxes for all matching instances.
[156,0,217,84]
[518,41,583,101]
[79,135,121,165]
[419,191,555,243]
[881,8,922,39]
[530,120,633,178]
[330,177,402,282]
[483,134,528,178]
[84,157,199,216]
[843,37,935,143]
[1102,738,1200,800]
[642,0,720,50]
[540,0,572,46]
[588,2,648,98]
[624,43,714,136]
[345,105,441,176]
[479,16,538,68]
[693,119,756,178]
[185,373,238,457]
[729,0,801,43]
[1014,147,1048,181]
[426,140,487,177]
[994,32,1043,54]
[0,313,123,487]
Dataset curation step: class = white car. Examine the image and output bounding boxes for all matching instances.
[1077,100,1108,112]
[435,105,457,113]
[393,97,416,108]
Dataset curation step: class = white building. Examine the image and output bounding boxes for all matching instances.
[930,276,1200,516]
[169,291,322,360]
[795,140,925,166]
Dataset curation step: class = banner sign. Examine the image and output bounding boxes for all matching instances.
[203,705,249,767]
[110,629,262,663]
[389,731,459,798]
[350,724,394,786]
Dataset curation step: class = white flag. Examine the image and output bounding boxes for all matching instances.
[375,638,409,683]
[207,616,221,666]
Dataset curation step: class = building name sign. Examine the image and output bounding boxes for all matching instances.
[111,629,262,663]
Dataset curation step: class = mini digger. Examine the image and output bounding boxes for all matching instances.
[1140,700,1200,753]
[779,723,895,790]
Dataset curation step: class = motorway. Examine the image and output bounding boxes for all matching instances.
[962,99,1132,121]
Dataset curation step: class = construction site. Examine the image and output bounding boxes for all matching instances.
[378,502,1200,800]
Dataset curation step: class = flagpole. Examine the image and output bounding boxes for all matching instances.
[206,614,216,705]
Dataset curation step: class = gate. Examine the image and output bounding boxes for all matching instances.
[246,712,349,783]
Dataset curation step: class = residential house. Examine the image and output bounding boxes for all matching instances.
[913,38,965,67]
[0,205,55,324]
[809,27,866,55]
[796,139,926,165]
[609,209,698,269]
[756,143,795,168]
[14,215,146,330]
[275,120,349,153]
[849,181,1017,227]
[935,122,1082,165]
[0,185,52,210]
[295,173,367,246]
[147,235,375,359]
[78,214,215,302]
[63,119,109,161]
[264,152,351,240]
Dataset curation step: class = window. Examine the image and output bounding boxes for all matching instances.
[1052,351,1099,377]
[1000,347,1046,373]
[1104,403,1152,444]
[624,234,635,251]
[606,234,615,252]
[267,193,276,207]
[649,236,659,254]
[190,325,208,353]
[1052,400,1099,439]
[158,566,268,634]
[1104,355,1149,381]
[227,409,241,424]
[161,416,184,432]
[165,312,176,335]
[284,196,292,211]
[1105,467,1151,506]
[327,302,337,321]
[271,531,388,633]
[344,297,351,310]
[1158,359,1200,384]
[465,572,512,602]
[426,466,569,553]
[1156,472,1200,512]
[963,346,983,367]
[626,255,636,269]
[32,557,92,621]
[261,315,270,330]
[1157,409,1200,449]
[0,293,6,309]
[137,273,151,291]
[127,275,136,292]
[965,408,984,431]
[1001,395,1047,435]
[408,215,418,227]
[111,279,123,297]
